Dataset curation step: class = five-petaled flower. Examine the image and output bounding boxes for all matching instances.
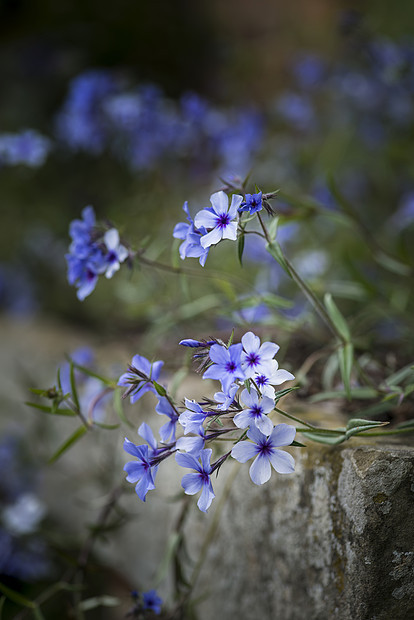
[194,191,243,249]
[176,448,215,512]
[203,343,246,393]
[241,331,280,379]
[239,191,263,214]
[123,423,160,501]
[233,388,275,436]
[231,424,296,485]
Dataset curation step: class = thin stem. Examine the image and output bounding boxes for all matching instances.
[274,406,318,429]
[258,212,346,343]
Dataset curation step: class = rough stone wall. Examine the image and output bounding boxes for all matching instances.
[191,443,414,620]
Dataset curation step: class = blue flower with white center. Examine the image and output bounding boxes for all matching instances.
[255,360,295,399]
[231,424,296,485]
[239,191,263,215]
[178,399,208,435]
[233,388,275,436]
[103,228,129,278]
[214,382,239,410]
[118,354,164,404]
[241,331,280,379]
[194,191,243,249]
[173,201,210,266]
[176,448,215,512]
[155,396,179,442]
[123,423,159,501]
[203,343,246,393]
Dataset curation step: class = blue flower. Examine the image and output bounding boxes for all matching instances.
[0,130,51,168]
[194,191,243,249]
[173,201,210,266]
[123,423,159,501]
[255,360,295,400]
[176,448,215,512]
[118,354,164,404]
[239,192,263,214]
[175,428,205,457]
[213,383,239,410]
[233,388,275,436]
[178,399,208,435]
[179,338,215,347]
[203,343,245,393]
[241,331,280,379]
[143,589,163,615]
[103,228,129,278]
[155,396,179,442]
[231,424,296,484]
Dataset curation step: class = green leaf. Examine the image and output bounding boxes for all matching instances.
[346,418,387,431]
[93,422,120,430]
[265,241,290,275]
[267,217,279,242]
[237,234,245,266]
[0,582,36,608]
[70,362,80,411]
[291,440,306,447]
[274,386,299,402]
[48,425,88,464]
[300,431,346,445]
[25,402,77,416]
[153,381,167,397]
[338,343,354,400]
[324,293,351,342]
[384,363,414,387]
[154,531,182,587]
[68,360,114,386]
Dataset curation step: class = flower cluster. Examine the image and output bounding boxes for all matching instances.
[174,189,266,266]
[65,206,129,300]
[121,331,296,513]
[54,70,263,175]
[0,129,51,168]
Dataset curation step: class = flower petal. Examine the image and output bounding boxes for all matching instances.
[269,449,295,474]
[231,440,258,463]
[200,227,223,248]
[197,480,215,512]
[250,453,271,485]
[181,472,203,495]
[270,423,296,447]
[175,451,201,471]
[194,209,219,230]
[241,331,260,354]
[210,191,229,215]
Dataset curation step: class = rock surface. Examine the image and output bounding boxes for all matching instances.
[190,443,414,620]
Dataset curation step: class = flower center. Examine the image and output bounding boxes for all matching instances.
[226,361,237,373]
[251,404,263,418]
[256,374,268,387]
[247,353,260,367]
[217,213,230,229]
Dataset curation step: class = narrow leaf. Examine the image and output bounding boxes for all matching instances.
[0,583,35,608]
[25,402,76,416]
[266,241,290,275]
[70,362,80,411]
[338,343,354,400]
[113,388,134,428]
[237,234,245,266]
[153,381,167,397]
[49,426,88,464]
[324,293,351,342]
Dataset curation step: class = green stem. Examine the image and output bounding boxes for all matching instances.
[274,406,318,430]
[257,212,346,343]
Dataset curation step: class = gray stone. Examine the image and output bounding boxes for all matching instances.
[192,443,414,620]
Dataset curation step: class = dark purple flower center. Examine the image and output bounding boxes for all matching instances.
[226,361,237,373]
[246,353,260,367]
[86,268,96,281]
[256,374,268,387]
[251,405,263,418]
[107,250,117,263]
[200,471,210,484]
[259,439,272,456]
[217,213,230,229]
